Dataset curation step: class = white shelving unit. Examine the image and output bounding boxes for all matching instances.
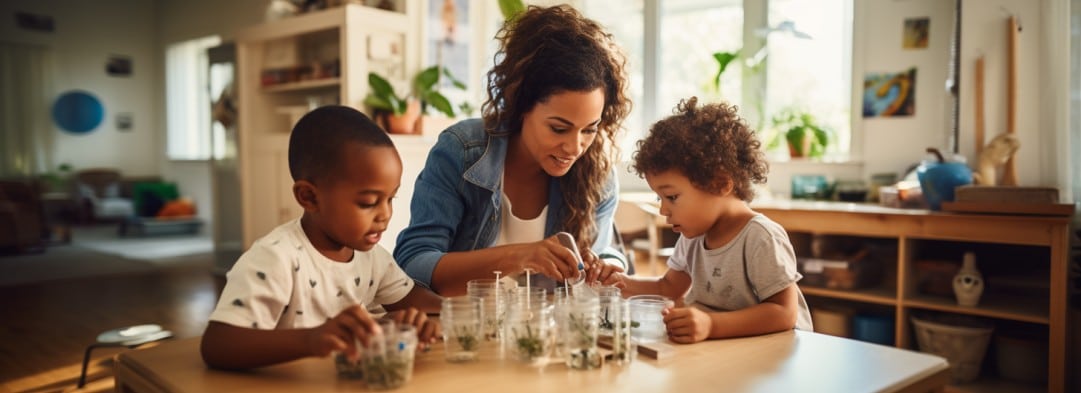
[235,4,420,248]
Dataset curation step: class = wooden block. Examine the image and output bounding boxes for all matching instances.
[597,336,676,360]
[637,341,676,360]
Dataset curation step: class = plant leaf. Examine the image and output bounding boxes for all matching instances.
[367,72,405,115]
[363,95,394,112]
[368,72,396,98]
[712,51,740,89]
[414,66,440,92]
[423,92,455,117]
[498,0,526,22]
[441,67,467,89]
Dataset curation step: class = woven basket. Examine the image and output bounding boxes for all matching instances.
[911,316,993,383]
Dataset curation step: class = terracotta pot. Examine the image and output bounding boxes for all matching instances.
[385,99,421,134]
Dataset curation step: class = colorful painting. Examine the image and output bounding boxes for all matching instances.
[903,18,929,49]
[863,68,916,118]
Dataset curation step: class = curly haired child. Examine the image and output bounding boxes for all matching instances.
[606,97,812,343]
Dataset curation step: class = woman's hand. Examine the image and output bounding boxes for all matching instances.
[501,235,582,281]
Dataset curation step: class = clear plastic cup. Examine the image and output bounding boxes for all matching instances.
[594,286,622,336]
[504,304,555,365]
[335,319,396,379]
[467,279,515,343]
[559,297,602,370]
[441,296,482,362]
[513,287,548,309]
[608,298,637,365]
[628,294,675,343]
[362,324,417,390]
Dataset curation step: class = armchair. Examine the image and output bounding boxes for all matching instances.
[0,180,45,251]
[72,168,135,223]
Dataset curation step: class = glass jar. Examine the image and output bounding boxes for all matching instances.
[503,304,555,365]
[628,294,675,343]
[362,324,417,390]
[608,298,637,365]
[559,297,602,370]
[441,296,482,362]
[467,278,516,343]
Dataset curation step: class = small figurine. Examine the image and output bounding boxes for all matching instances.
[973,132,1020,186]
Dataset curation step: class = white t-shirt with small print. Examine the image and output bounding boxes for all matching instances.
[209,219,414,330]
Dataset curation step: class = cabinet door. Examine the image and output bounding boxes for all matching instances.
[244,148,300,246]
[383,135,435,252]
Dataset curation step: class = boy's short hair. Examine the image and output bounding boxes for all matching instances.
[632,97,768,202]
[288,105,394,183]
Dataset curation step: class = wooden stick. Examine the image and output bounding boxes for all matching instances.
[974,56,984,157]
[1001,16,1019,186]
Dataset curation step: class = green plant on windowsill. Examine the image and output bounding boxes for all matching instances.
[767,108,831,159]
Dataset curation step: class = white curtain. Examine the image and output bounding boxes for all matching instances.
[0,42,54,177]
[1070,0,1080,204]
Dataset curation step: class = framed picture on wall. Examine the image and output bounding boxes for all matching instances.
[427,0,470,94]
[106,55,133,77]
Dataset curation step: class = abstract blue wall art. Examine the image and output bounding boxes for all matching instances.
[52,90,104,134]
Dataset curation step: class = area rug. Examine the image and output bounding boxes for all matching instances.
[0,244,157,287]
[70,225,213,263]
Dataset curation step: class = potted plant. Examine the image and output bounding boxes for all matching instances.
[768,108,831,159]
[364,66,467,134]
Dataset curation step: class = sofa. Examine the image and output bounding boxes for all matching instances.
[72,168,136,223]
[0,179,45,251]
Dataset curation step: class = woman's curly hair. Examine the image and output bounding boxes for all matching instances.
[632,97,768,202]
[482,5,631,248]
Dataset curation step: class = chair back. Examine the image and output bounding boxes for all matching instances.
[73,168,122,197]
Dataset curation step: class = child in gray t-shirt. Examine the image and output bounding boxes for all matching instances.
[607,97,812,343]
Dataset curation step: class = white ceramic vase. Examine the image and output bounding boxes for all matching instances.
[952,252,984,307]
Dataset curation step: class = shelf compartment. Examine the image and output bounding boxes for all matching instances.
[942,376,1047,393]
[262,77,340,93]
[800,285,897,306]
[903,293,1048,324]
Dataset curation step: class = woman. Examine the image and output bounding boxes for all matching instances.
[393,5,631,295]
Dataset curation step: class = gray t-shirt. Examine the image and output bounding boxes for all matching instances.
[667,214,813,331]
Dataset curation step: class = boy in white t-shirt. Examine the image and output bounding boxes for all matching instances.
[606,97,812,343]
[201,106,442,369]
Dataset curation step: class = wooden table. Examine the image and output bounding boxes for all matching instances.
[115,330,948,393]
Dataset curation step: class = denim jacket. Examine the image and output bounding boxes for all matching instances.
[393,118,623,288]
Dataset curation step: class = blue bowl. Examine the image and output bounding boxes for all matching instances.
[916,162,972,210]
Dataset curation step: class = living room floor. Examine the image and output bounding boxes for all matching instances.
[0,230,221,393]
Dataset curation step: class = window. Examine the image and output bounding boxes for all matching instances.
[583,0,852,160]
[165,35,221,161]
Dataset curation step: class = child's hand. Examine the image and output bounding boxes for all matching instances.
[584,251,625,284]
[307,305,380,360]
[386,308,442,350]
[662,306,711,344]
[601,271,628,290]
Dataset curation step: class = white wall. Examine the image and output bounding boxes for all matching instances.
[0,0,159,176]
[957,0,1047,188]
[155,0,266,231]
[853,0,956,179]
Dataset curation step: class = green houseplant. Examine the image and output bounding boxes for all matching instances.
[768,108,831,159]
[364,65,467,133]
